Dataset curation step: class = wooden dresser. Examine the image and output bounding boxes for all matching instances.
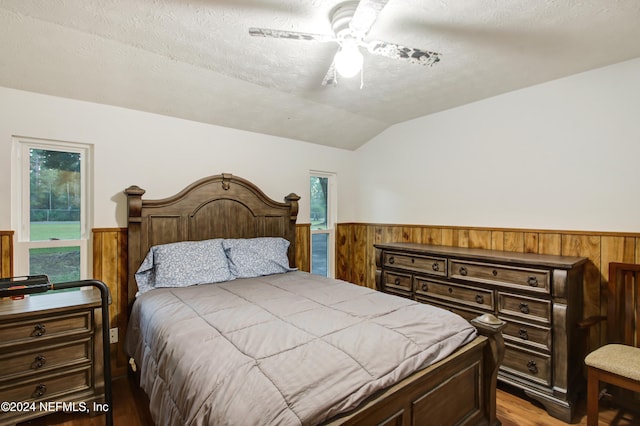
[0,289,105,425]
[374,242,588,422]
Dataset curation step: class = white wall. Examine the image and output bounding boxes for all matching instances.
[354,58,640,233]
[0,87,357,230]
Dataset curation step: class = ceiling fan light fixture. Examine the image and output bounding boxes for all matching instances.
[334,45,363,78]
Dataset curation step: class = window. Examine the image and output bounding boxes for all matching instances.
[310,172,336,277]
[12,137,92,284]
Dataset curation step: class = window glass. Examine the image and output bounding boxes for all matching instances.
[310,176,328,231]
[311,233,329,276]
[310,173,335,277]
[29,149,82,241]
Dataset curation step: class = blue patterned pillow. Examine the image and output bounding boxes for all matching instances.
[223,237,293,278]
[135,239,232,294]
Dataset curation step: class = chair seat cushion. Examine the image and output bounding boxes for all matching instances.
[585,344,640,381]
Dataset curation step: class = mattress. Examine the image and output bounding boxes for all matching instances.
[125,271,476,425]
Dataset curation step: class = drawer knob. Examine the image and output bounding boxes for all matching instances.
[518,328,529,340]
[32,384,47,398]
[388,256,395,265]
[31,354,47,369]
[527,360,538,374]
[459,266,468,276]
[492,269,498,276]
[527,276,539,287]
[421,283,428,292]
[519,303,530,314]
[32,323,46,337]
[448,287,453,294]
[431,263,439,272]
[475,294,484,304]
[394,277,401,285]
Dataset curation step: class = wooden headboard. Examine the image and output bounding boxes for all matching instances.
[125,173,300,306]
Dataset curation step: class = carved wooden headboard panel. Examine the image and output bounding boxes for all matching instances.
[125,173,300,305]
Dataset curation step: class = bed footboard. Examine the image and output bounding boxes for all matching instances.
[325,313,506,426]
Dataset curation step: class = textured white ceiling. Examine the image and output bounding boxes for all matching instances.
[1,0,639,150]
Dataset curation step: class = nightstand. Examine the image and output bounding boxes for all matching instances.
[0,288,105,425]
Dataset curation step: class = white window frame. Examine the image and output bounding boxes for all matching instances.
[310,171,337,278]
[11,136,93,280]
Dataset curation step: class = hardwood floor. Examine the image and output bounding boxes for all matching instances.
[17,376,640,426]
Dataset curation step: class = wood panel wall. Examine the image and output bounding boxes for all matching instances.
[92,228,129,377]
[335,223,640,346]
[0,231,13,278]
[3,224,638,374]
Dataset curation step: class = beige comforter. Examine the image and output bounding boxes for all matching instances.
[125,271,476,425]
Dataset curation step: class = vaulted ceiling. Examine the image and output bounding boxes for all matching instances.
[1,0,640,150]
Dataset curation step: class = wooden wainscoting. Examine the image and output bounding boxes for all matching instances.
[336,223,640,346]
[4,224,638,373]
[0,230,13,278]
[92,228,129,377]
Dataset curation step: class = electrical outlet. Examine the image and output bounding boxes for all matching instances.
[109,328,118,344]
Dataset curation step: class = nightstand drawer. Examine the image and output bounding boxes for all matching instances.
[498,293,551,324]
[501,319,552,352]
[449,260,550,294]
[0,365,92,403]
[0,338,91,380]
[502,345,552,386]
[384,252,447,277]
[0,311,93,348]
[415,278,493,311]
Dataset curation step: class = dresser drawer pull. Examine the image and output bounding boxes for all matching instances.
[519,303,530,314]
[527,276,539,287]
[518,328,529,340]
[31,384,47,398]
[432,263,439,271]
[475,294,484,304]
[459,266,468,276]
[394,277,401,286]
[31,355,47,369]
[32,323,46,337]
[492,269,498,276]
[421,283,428,292]
[527,360,538,374]
[388,256,395,265]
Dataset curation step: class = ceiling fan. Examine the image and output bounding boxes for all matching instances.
[249,0,441,86]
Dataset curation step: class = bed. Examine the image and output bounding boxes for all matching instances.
[123,173,506,426]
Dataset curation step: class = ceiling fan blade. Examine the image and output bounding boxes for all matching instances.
[249,28,335,43]
[321,60,337,86]
[367,40,441,66]
[349,0,389,36]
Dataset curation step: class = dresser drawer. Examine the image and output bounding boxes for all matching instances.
[449,260,550,294]
[0,311,93,349]
[0,338,91,381]
[415,278,494,311]
[502,345,552,386]
[501,319,552,352]
[384,252,447,277]
[382,271,412,293]
[498,293,551,324]
[0,365,92,403]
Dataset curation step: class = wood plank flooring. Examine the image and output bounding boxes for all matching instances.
[17,376,640,426]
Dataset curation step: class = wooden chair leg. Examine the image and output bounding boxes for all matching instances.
[587,367,600,426]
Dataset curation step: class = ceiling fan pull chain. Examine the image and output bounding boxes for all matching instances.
[360,67,364,89]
